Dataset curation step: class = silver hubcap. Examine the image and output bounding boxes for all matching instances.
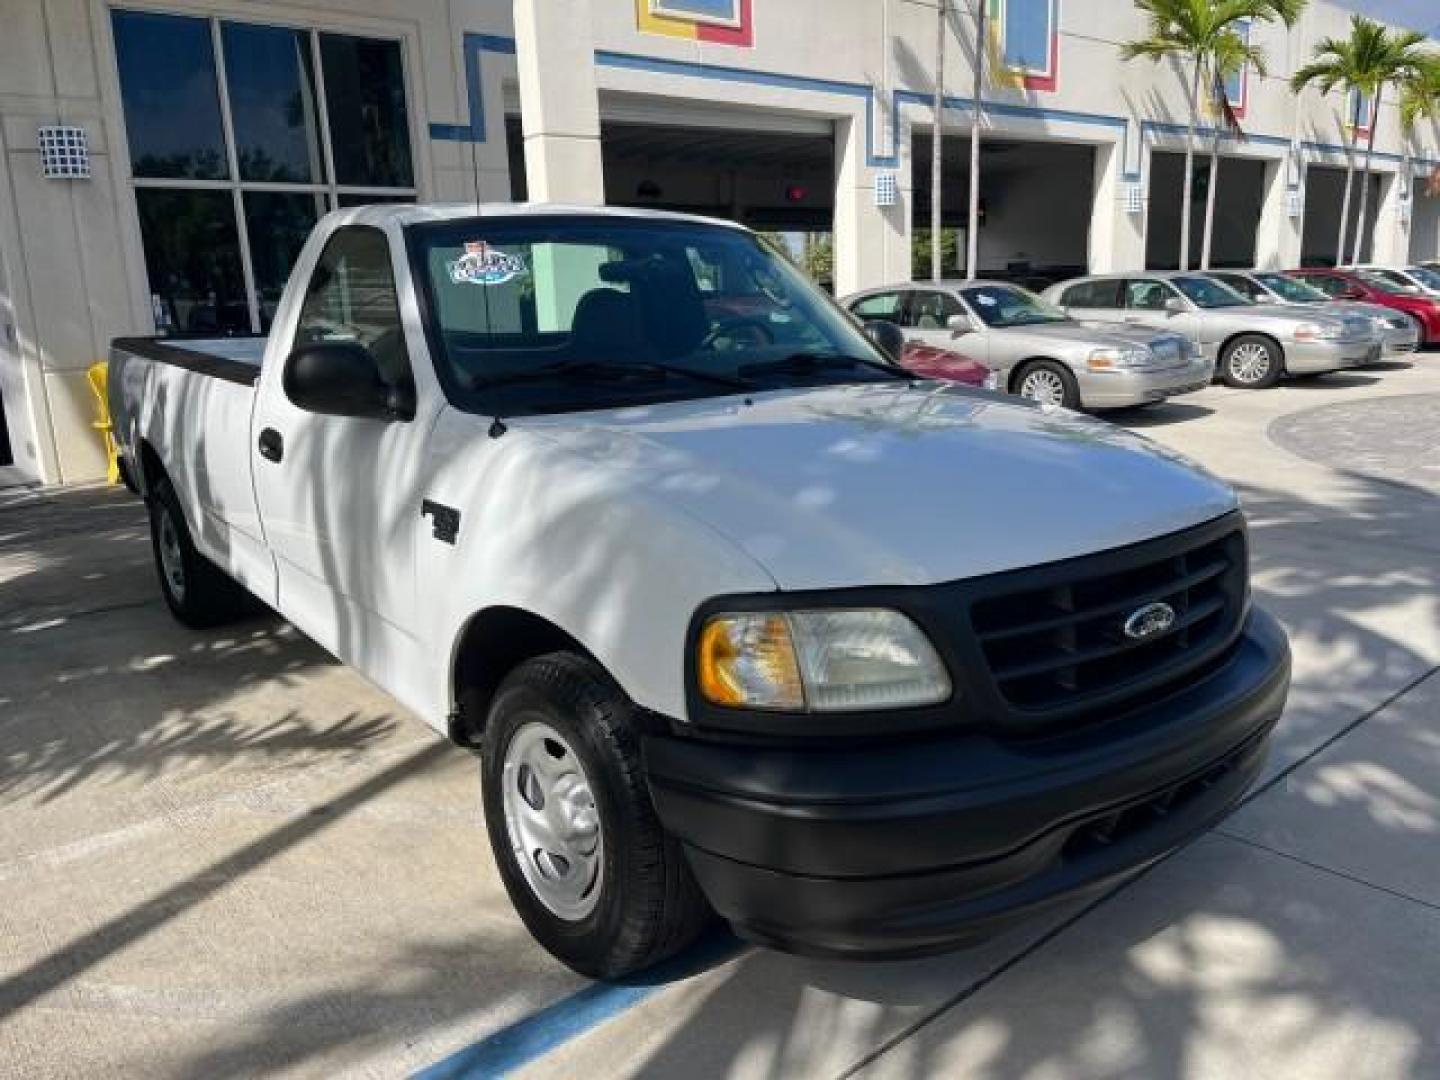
[1019,368,1067,407]
[501,721,603,920]
[157,508,186,603]
[1228,342,1272,384]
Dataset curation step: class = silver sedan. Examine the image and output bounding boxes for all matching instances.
[1043,272,1379,389]
[841,281,1211,411]
[1207,270,1419,357]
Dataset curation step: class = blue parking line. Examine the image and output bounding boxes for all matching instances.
[413,931,746,1079]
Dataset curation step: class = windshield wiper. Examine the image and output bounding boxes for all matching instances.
[737,351,903,380]
[475,359,751,391]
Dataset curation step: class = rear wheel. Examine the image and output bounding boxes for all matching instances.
[1220,335,1283,389]
[481,653,712,978]
[146,476,256,628]
[1014,360,1081,410]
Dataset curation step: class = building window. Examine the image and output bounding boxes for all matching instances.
[1349,88,1374,132]
[649,0,742,28]
[1001,0,1054,77]
[1222,20,1250,115]
[112,10,417,336]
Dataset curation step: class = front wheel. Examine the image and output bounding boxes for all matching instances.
[1015,360,1081,410]
[1220,335,1283,389]
[481,653,712,978]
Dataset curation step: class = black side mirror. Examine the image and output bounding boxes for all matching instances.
[862,320,906,364]
[283,341,415,420]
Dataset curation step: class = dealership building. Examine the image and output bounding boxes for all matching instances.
[1,0,1437,486]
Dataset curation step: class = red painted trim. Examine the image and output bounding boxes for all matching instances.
[1020,30,1059,91]
[696,0,753,46]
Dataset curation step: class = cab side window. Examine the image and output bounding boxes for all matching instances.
[1215,274,1261,300]
[293,225,412,387]
[1304,274,1347,298]
[849,292,905,324]
[907,290,964,329]
[1125,280,1175,311]
[1060,280,1122,309]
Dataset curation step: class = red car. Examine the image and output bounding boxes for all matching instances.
[1287,268,1440,346]
[900,341,992,387]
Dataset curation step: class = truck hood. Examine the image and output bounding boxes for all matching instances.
[520,383,1236,590]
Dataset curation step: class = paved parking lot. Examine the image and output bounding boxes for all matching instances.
[4,359,1439,1079]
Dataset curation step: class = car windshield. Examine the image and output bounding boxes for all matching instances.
[958,284,1069,327]
[1254,273,1331,303]
[1171,275,1251,308]
[1407,266,1440,290]
[1357,268,1416,292]
[408,216,902,416]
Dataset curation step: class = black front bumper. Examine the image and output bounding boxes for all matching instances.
[644,608,1290,959]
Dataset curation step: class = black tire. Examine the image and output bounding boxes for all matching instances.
[481,653,712,978]
[1013,360,1081,410]
[1220,334,1284,389]
[146,475,256,628]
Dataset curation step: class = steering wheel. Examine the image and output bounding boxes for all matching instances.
[701,315,777,351]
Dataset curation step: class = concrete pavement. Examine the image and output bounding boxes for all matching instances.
[2,359,1439,1078]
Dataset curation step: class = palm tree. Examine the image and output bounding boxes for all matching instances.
[1123,0,1304,272]
[1290,15,1436,266]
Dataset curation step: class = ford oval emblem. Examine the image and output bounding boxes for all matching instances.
[1124,601,1176,641]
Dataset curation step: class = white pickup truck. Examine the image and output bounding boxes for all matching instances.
[111,204,1291,978]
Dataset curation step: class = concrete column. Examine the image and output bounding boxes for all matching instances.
[1255,158,1302,269]
[1369,170,1411,266]
[1088,141,1144,273]
[514,0,604,204]
[833,113,912,296]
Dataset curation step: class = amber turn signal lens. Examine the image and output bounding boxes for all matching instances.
[697,614,805,710]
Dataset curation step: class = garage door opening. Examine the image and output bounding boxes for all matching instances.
[912,133,1095,289]
[508,113,836,284]
[1145,152,1266,270]
[1410,177,1440,263]
[1301,164,1381,266]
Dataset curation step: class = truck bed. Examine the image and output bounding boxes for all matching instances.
[111,336,266,386]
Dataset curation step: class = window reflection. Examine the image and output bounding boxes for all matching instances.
[113,11,228,179]
[320,35,414,188]
[136,189,248,336]
[244,192,323,330]
[222,23,326,183]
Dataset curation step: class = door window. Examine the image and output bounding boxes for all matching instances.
[849,292,904,324]
[1058,279,1122,309]
[1211,273,1263,301]
[293,226,411,387]
[1300,274,1347,298]
[907,291,964,329]
[1124,280,1176,310]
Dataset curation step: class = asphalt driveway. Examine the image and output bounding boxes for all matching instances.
[3,359,1439,1079]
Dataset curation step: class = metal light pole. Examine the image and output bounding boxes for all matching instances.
[931,0,946,281]
[966,0,986,280]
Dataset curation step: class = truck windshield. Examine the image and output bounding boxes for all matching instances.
[1171,276,1250,309]
[958,284,1069,328]
[1254,273,1330,303]
[407,216,902,416]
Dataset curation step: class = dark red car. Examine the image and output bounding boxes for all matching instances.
[1288,268,1440,346]
[900,341,991,387]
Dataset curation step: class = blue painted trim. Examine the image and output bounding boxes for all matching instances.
[411,932,744,1080]
[429,33,518,143]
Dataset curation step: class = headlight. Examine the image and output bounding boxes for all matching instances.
[697,609,951,712]
[1292,321,1343,341]
[1086,346,1151,371]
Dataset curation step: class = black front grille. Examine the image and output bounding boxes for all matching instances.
[969,520,1248,721]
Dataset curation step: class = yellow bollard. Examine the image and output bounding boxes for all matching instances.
[87,361,120,485]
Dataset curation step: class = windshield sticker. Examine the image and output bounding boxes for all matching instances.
[448,241,527,286]
[975,294,998,306]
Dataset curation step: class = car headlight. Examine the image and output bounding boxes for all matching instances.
[697,609,951,712]
[1086,346,1151,371]
[1293,321,1343,341]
